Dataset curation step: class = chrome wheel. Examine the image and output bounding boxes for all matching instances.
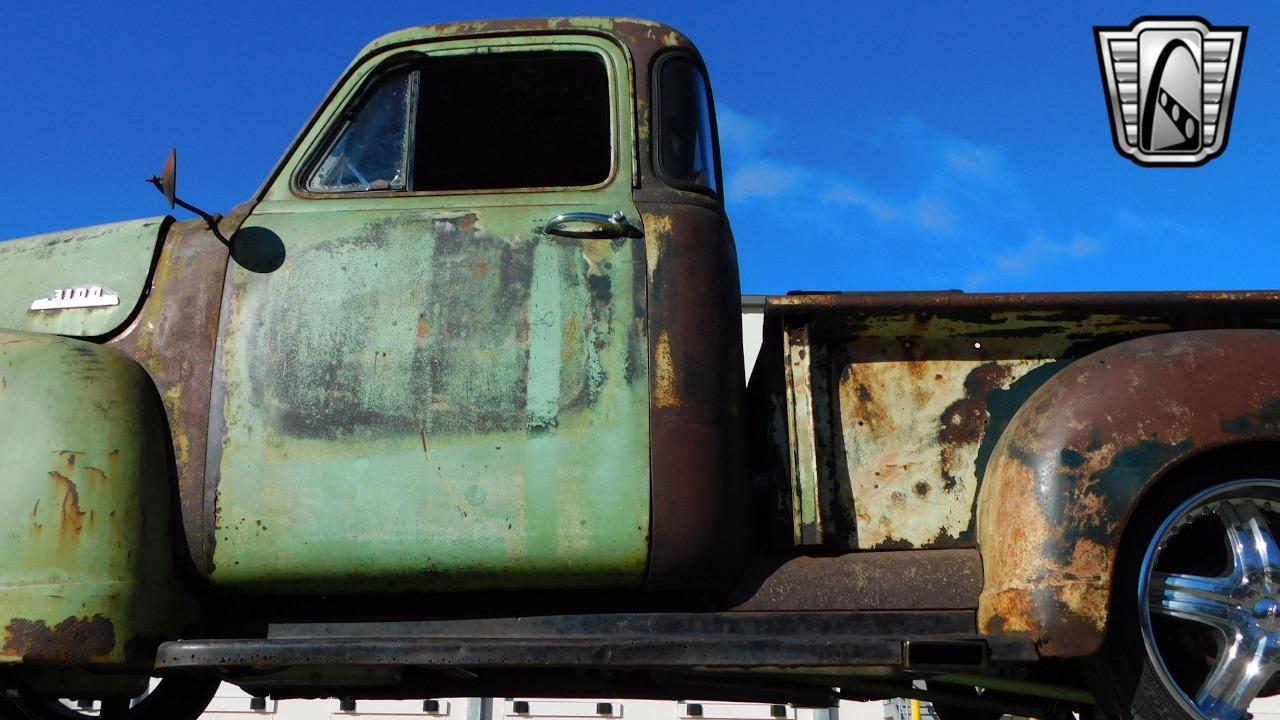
[1139,479,1280,720]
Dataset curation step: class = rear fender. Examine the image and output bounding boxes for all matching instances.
[0,330,196,668]
[976,329,1280,656]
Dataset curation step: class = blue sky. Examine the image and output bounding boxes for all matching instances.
[1,2,1274,293]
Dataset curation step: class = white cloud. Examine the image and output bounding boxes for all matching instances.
[913,196,955,231]
[719,104,1118,289]
[968,233,1103,288]
[822,183,903,221]
[717,106,779,160]
[729,161,805,201]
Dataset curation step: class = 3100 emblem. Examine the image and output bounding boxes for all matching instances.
[29,285,121,311]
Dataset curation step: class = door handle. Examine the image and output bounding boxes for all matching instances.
[542,211,642,239]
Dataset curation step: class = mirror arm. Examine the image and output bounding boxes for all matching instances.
[146,176,232,249]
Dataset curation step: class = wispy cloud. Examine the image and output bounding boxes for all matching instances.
[967,233,1103,288]
[719,105,1121,290]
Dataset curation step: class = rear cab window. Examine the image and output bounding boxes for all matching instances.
[653,53,719,195]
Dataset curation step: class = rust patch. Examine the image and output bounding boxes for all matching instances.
[48,471,85,532]
[52,450,85,467]
[872,536,915,550]
[653,330,679,408]
[838,347,1051,549]
[938,363,1013,446]
[729,548,982,611]
[3,614,115,662]
[107,208,251,578]
[982,588,1036,635]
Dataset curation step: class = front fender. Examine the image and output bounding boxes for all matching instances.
[0,330,196,668]
[977,329,1280,656]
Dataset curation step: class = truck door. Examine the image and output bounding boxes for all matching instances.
[206,35,649,590]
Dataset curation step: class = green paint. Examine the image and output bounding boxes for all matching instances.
[1064,438,1196,547]
[0,217,168,337]
[973,359,1070,484]
[962,359,1070,542]
[210,33,649,591]
[526,242,563,431]
[1059,448,1087,469]
[0,331,196,665]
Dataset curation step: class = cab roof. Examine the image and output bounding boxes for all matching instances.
[355,17,697,61]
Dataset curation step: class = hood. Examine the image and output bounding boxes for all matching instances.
[0,216,170,338]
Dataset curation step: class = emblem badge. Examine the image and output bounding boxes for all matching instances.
[29,286,121,312]
[1095,17,1246,166]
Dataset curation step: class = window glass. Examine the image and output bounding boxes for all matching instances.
[656,56,719,193]
[307,70,414,192]
[413,52,611,191]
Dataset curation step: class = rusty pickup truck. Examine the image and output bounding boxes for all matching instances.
[2,17,1278,720]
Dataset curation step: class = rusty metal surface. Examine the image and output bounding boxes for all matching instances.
[752,307,1182,552]
[158,609,986,672]
[767,290,1280,315]
[728,548,982,612]
[833,329,1066,550]
[107,208,245,577]
[783,321,823,545]
[639,198,752,591]
[3,616,115,664]
[630,21,749,590]
[977,329,1280,656]
[0,331,198,667]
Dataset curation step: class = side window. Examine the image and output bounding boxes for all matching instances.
[654,54,719,194]
[306,69,415,192]
[303,51,612,194]
[415,52,611,191]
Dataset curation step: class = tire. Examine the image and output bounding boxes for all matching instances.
[1089,478,1280,720]
[0,677,219,720]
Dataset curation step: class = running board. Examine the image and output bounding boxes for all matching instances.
[156,611,1036,671]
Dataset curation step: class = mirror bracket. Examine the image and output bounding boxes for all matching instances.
[146,149,232,249]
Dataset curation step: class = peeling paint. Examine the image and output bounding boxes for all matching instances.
[977,329,1280,656]
[653,330,679,408]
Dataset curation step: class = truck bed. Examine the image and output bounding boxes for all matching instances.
[748,289,1280,552]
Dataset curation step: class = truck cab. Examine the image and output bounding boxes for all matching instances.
[193,18,747,595]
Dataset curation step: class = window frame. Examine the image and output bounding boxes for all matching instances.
[290,42,622,200]
[650,50,723,199]
[298,59,420,195]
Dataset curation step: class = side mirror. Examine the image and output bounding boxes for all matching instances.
[159,149,177,209]
[145,149,233,249]
[148,149,178,209]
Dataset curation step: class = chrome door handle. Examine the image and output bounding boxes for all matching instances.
[542,211,641,239]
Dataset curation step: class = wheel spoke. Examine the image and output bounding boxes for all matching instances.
[1195,631,1278,720]
[1148,571,1243,636]
[1217,499,1280,584]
